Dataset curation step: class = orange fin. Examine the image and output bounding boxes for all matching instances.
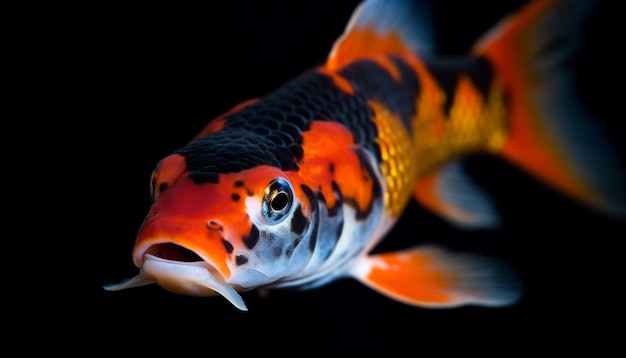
[326,0,434,71]
[350,246,521,308]
[413,162,499,229]
[475,0,626,218]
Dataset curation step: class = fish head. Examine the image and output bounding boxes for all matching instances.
[105,152,317,311]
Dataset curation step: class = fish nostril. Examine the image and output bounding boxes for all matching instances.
[207,221,223,231]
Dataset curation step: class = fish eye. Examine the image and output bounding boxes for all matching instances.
[262,178,293,223]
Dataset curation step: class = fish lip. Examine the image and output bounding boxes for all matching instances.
[138,253,248,311]
[135,240,231,282]
[141,252,222,290]
[143,252,217,272]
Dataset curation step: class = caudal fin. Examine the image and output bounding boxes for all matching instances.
[475,0,626,218]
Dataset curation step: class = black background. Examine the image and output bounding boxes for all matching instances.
[6,0,624,355]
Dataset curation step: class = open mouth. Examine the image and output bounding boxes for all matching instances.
[104,244,247,311]
[144,242,203,262]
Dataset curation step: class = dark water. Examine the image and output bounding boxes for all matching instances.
[8,0,623,355]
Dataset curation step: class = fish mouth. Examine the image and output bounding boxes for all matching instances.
[104,244,247,311]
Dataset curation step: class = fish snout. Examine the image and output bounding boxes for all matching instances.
[132,217,232,278]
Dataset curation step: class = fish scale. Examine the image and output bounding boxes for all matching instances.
[179,70,381,183]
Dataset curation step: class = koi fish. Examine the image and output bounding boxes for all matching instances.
[105,0,626,311]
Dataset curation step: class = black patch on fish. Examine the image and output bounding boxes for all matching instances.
[347,148,383,220]
[243,224,259,249]
[231,193,240,202]
[421,55,494,116]
[329,163,335,173]
[297,184,320,253]
[289,144,304,160]
[222,239,233,254]
[308,216,319,253]
[189,170,219,184]
[286,236,302,257]
[290,205,309,235]
[159,183,168,193]
[173,70,382,183]
[328,181,344,217]
[329,181,344,246]
[339,56,419,134]
[316,182,342,217]
[300,185,317,212]
[335,219,344,242]
[235,255,248,266]
[316,191,327,206]
[272,246,282,258]
[233,180,254,196]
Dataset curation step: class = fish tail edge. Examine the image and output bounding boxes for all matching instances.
[476,0,626,218]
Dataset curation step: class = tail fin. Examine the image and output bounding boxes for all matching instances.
[326,0,435,71]
[474,0,626,218]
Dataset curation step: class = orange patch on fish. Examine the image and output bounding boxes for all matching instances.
[328,25,411,71]
[366,250,454,304]
[150,154,186,200]
[298,121,375,215]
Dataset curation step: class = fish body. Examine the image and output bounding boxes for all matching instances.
[106,0,626,311]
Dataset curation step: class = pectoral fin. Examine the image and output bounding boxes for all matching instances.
[413,162,499,229]
[350,246,521,308]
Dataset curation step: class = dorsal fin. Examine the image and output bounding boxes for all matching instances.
[326,0,435,71]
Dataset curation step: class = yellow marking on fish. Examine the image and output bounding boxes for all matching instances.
[413,74,508,176]
[369,100,416,218]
